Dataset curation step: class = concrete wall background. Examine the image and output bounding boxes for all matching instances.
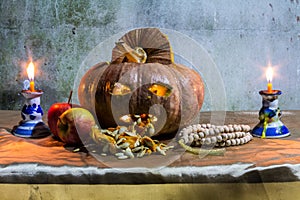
[0,0,299,111]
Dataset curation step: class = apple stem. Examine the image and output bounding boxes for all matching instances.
[68,90,73,104]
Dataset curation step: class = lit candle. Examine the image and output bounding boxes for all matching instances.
[27,61,35,92]
[266,66,273,93]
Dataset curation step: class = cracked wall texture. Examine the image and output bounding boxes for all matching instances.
[0,0,299,112]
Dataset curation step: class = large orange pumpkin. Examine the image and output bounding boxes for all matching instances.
[78,28,204,139]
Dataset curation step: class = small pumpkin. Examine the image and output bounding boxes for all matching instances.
[78,28,204,139]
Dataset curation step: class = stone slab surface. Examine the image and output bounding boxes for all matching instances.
[0,110,299,184]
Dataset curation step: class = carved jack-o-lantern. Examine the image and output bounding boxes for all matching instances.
[78,28,204,139]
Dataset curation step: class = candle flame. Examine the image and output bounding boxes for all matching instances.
[266,66,273,83]
[27,61,34,81]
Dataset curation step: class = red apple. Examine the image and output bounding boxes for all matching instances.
[57,107,96,145]
[47,102,80,139]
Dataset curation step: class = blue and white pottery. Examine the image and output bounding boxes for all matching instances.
[12,90,51,138]
[252,90,290,138]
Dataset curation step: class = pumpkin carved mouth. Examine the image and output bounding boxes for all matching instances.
[119,113,158,137]
[119,114,157,125]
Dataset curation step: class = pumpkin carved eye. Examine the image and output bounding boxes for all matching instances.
[148,82,172,97]
[110,82,131,95]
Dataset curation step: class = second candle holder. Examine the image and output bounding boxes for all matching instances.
[252,90,290,138]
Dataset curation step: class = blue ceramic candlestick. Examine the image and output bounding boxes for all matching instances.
[12,90,51,138]
[252,90,290,138]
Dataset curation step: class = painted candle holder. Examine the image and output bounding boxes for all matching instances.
[252,90,290,138]
[12,90,51,138]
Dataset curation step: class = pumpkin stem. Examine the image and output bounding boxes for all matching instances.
[115,40,147,63]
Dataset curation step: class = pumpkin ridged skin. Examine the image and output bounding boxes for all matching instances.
[170,63,205,127]
[78,62,109,113]
[78,28,205,139]
[95,62,181,137]
[93,62,204,138]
